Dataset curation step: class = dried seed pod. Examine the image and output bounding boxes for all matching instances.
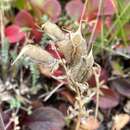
[70,50,94,83]
[57,39,73,64]
[69,28,87,65]
[12,44,58,69]
[56,23,94,83]
[57,26,87,66]
[42,21,65,41]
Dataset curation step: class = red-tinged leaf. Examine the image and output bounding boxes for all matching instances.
[5,24,25,43]
[2,110,13,130]
[94,18,103,34]
[15,10,35,28]
[84,0,116,21]
[31,28,42,42]
[60,89,75,104]
[102,0,116,15]
[105,16,112,28]
[65,0,83,20]
[93,88,119,109]
[24,107,65,130]
[45,44,64,59]
[42,0,61,22]
[52,67,64,77]
[88,18,104,35]
[111,78,130,98]
[15,10,42,41]
[96,19,103,33]
[92,0,116,16]
[87,68,108,87]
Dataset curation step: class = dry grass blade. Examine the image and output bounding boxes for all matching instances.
[87,0,103,54]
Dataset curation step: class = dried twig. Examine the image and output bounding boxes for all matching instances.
[44,82,64,101]
[93,64,101,119]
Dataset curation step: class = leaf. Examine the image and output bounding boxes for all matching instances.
[52,67,64,77]
[24,107,65,130]
[15,0,26,10]
[88,18,103,35]
[15,10,35,28]
[2,110,12,130]
[65,0,83,20]
[92,0,116,15]
[80,116,100,130]
[105,16,112,28]
[93,88,119,109]
[5,24,25,43]
[87,69,108,87]
[112,114,130,130]
[84,0,116,21]
[42,0,61,22]
[15,10,42,41]
[60,89,75,104]
[101,0,116,15]
[111,78,130,98]
[45,43,64,59]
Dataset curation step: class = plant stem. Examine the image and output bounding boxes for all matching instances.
[87,0,103,54]
[0,5,5,46]
[0,113,6,130]
[94,65,101,119]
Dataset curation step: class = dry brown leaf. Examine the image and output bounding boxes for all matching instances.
[80,116,99,130]
[112,114,130,130]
